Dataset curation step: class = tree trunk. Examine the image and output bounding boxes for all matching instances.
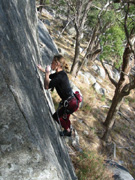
[76,56,87,76]
[102,92,122,141]
[76,48,101,76]
[75,26,100,76]
[70,31,81,76]
[69,0,92,76]
[87,26,100,53]
[39,0,44,13]
[103,91,122,127]
[102,44,133,141]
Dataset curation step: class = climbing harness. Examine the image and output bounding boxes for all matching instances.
[56,91,82,134]
[63,91,82,115]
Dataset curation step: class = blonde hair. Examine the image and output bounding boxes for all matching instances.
[53,54,69,71]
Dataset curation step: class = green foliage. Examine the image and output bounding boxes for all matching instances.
[36,0,50,5]
[50,0,67,14]
[100,24,125,68]
[87,8,99,28]
[58,0,66,5]
[87,1,116,28]
[99,2,135,68]
[100,95,106,102]
[125,5,135,33]
[45,0,50,5]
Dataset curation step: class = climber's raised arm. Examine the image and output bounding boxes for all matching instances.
[44,65,51,89]
[37,64,51,89]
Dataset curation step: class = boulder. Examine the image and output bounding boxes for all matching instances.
[0,1,77,180]
[42,7,56,18]
[78,72,90,85]
[80,47,84,53]
[105,160,134,180]
[113,68,120,81]
[92,64,106,79]
[67,27,76,36]
[43,19,51,26]
[104,63,120,82]
[83,72,96,85]
[58,47,68,56]
[93,83,106,95]
[70,81,82,94]
[104,64,113,77]
[71,129,82,152]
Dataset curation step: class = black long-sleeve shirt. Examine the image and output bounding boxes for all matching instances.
[49,70,73,101]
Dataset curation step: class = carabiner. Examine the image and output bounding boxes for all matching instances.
[64,100,68,107]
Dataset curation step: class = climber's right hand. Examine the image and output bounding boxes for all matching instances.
[45,65,51,73]
[37,64,42,70]
[37,64,45,73]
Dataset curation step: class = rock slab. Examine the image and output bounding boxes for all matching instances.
[0,1,77,180]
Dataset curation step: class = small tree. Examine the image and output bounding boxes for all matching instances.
[101,2,135,141]
[76,1,114,75]
[64,0,93,76]
[54,1,115,77]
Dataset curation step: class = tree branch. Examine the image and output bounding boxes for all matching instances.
[87,49,101,59]
[121,77,135,96]
[123,0,135,5]
[101,60,117,87]
[65,0,76,15]
[98,0,113,18]
[58,18,75,38]
[80,0,93,29]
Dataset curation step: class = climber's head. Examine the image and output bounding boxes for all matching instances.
[51,54,69,72]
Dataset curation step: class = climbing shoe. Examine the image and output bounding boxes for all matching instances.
[60,129,72,137]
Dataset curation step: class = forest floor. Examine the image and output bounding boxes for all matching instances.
[39,9,135,179]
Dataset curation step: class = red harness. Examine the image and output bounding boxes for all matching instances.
[64,91,82,114]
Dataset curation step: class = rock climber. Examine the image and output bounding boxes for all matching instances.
[37,54,82,136]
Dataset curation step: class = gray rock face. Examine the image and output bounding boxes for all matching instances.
[0,1,77,180]
[38,19,58,65]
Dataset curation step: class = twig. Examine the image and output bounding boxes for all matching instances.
[101,105,131,122]
[117,111,131,122]
[58,18,74,38]
[117,146,135,154]
[117,146,134,149]
[113,142,117,159]
[101,60,117,87]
